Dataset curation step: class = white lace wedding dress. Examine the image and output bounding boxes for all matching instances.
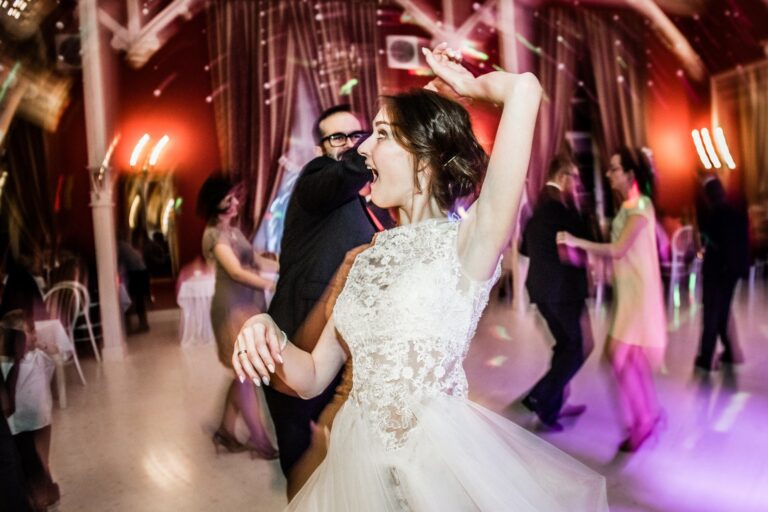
[287,218,608,511]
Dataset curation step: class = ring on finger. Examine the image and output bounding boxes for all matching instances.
[237,349,247,356]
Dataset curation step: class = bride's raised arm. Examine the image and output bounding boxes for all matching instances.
[423,44,542,281]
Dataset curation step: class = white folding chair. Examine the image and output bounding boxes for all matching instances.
[43,280,102,387]
[661,225,697,311]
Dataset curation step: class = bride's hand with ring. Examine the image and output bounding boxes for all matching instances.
[232,313,285,387]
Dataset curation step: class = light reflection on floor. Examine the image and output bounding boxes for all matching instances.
[50,280,768,511]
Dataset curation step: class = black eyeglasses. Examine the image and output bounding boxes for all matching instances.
[320,131,370,147]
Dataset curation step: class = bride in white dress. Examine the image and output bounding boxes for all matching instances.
[233,44,608,511]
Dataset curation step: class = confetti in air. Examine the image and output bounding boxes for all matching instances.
[491,325,512,341]
[339,78,359,96]
[461,44,489,61]
[515,33,542,55]
[407,69,435,77]
[153,72,178,98]
[0,61,21,103]
[485,355,508,368]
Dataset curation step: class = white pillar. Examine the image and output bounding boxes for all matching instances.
[80,0,126,360]
[89,183,126,360]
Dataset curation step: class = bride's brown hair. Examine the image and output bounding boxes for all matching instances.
[381,89,488,213]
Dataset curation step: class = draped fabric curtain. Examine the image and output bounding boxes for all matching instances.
[207,1,293,235]
[529,7,649,218]
[713,60,768,204]
[584,12,647,163]
[289,0,378,121]
[1,118,56,258]
[530,7,583,199]
[207,0,379,235]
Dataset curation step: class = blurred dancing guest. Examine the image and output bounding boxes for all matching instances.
[117,234,150,334]
[1,312,35,512]
[197,173,278,458]
[263,104,381,497]
[0,356,32,512]
[234,44,607,510]
[520,154,592,430]
[1,255,60,510]
[558,148,666,452]
[695,174,749,371]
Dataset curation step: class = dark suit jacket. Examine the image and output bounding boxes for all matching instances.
[521,185,590,304]
[268,149,376,340]
[698,182,750,279]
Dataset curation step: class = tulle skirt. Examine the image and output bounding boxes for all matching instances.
[287,395,608,511]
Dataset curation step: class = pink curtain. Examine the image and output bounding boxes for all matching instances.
[713,61,768,204]
[207,1,294,235]
[289,1,378,120]
[529,7,583,199]
[530,6,649,209]
[207,0,379,235]
[584,11,647,161]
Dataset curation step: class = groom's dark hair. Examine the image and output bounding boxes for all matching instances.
[313,104,354,144]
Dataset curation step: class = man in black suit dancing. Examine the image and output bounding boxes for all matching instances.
[520,154,593,431]
[264,105,390,496]
[695,174,749,371]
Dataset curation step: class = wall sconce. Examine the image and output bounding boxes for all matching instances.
[128,194,141,229]
[129,133,170,171]
[149,135,169,166]
[712,127,736,169]
[161,198,175,236]
[691,127,736,170]
[130,133,150,168]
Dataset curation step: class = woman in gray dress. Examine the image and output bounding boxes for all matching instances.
[197,172,278,458]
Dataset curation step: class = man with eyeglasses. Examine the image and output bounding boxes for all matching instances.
[262,104,386,498]
[519,153,594,432]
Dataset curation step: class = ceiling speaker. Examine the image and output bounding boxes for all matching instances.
[55,34,81,71]
[385,35,429,70]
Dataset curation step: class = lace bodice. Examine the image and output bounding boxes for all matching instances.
[333,218,500,450]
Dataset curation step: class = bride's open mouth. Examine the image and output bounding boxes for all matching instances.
[367,165,379,183]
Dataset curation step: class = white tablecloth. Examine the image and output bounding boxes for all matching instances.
[177,273,216,347]
[35,319,74,357]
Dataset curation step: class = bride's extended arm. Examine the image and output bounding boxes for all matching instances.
[232,314,347,399]
[423,45,543,280]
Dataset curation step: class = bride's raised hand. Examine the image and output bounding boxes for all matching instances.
[422,43,477,99]
[232,313,284,386]
[426,43,540,107]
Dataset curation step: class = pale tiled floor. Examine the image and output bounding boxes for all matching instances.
[50,280,768,511]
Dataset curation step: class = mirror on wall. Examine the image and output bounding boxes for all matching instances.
[118,172,179,278]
